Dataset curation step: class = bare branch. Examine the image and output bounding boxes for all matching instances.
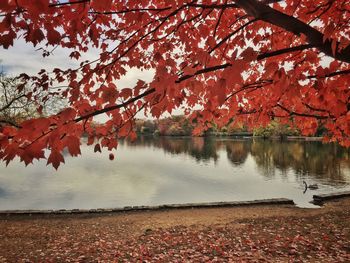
[0,94,26,112]
[0,119,20,128]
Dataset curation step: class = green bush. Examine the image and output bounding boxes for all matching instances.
[253,121,299,138]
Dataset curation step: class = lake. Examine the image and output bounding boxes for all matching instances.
[0,136,349,210]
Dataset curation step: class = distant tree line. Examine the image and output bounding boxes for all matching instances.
[134,115,332,138]
[135,116,278,137]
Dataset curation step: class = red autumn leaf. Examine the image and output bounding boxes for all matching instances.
[331,39,337,57]
[29,28,45,46]
[87,136,94,145]
[264,62,279,78]
[222,61,244,86]
[91,0,112,11]
[323,23,335,43]
[1,30,16,49]
[109,153,114,160]
[119,88,132,100]
[47,28,61,45]
[128,131,137,142]
[69,51,81,60]
[20,142,46,165]
[59,108,76,122]
[151,106,162,118]
[214,78,227,106]
[65,136,81,156]
[241,47,257,62]
[47,150,65,170]
[101,84,118,103]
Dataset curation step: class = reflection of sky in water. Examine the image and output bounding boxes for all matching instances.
[0,138,349,210]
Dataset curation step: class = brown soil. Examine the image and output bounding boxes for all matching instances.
[0,199,349,262]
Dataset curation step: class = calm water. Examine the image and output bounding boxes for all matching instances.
[0,137,349,209]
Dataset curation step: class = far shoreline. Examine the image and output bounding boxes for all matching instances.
[138,133,324,141]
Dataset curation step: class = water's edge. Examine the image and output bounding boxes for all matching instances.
[1,191,349,215]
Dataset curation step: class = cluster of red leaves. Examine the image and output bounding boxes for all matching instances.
[1,208,349,262]
[112,221,350,262]
[0,0,350,168]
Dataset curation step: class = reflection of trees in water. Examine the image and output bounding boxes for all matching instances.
[188,137,219,163]
[250,140,350,185]
[124,136,350,184]
[125,136,219,163]
[225,140,250,166]
[250,140,297,179]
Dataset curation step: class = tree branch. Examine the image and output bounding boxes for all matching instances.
[176,63,232,83]
[225,79,272,102]
[307,69,350,79]
[234,0,350,63]
[88,7,172,15]
[187,0,283,9]
[209,19,257,54]
[257,44,315,60]
[276,103,328,119]
[0,119,20,128]
[49,0,90,7]
[74,88,155,122]
[0,94,26,112]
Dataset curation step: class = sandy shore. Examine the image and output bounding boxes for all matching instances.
[0,198,349,262]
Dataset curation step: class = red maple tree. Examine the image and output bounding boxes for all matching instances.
[0,0,349,168]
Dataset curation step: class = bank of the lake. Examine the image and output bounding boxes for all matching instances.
[1,197,349,262]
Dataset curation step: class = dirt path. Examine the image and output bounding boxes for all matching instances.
[0,199,349,262]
